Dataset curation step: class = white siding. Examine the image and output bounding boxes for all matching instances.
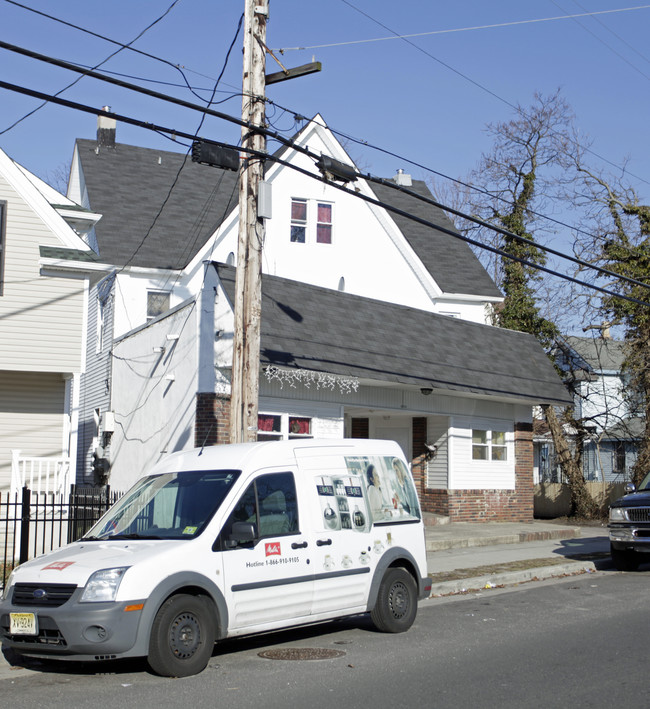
[0,175,85,372]
[426,415,450,489]
[449,415,515,490]
[0,371,66,489]
[108,302,199,491]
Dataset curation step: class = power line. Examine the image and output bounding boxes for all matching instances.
[0,0,183,136]
[1,0,207,103]
[3,38,648,292]
[275,4,650,51]
[2,78,648,310]
[337,0,650,189]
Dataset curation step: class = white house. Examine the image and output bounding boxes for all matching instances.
[0,147,100,494]
[534,334,641,483]
[52,115,569,521]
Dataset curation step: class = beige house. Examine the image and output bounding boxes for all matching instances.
[0,147,100,494]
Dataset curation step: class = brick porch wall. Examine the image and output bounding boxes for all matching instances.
[194,393,231,447]
[414,420,534,523]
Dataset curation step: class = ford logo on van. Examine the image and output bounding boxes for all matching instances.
[33,588,47,600]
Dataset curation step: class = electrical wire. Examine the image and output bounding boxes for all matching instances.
[0,0,183,136]
[1,0,207,103]
[3,77,649,310]
[337,0,650,189]
[5,6,645,256]
[2,38,645,282]
[275,5,650,51]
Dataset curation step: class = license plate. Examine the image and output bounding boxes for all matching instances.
[10,612,37,636]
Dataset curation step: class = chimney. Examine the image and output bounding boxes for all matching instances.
[393,168,412,186]
[97,107,116,149]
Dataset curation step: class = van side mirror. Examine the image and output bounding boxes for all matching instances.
[226,521,257,547]
[625,482,636,495]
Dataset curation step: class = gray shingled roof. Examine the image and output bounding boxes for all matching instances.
[76,138,501,297]
[215,264,570,405]
[562,335,626,372]
[369,180,502,298]
[76,139,238,269]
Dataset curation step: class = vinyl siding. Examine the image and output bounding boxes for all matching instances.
[426,415,449,489]
[0,175,85,372]
[76,281,114,483]
[0,370,66,489]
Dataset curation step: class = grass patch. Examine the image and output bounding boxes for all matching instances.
[429,552,609,583]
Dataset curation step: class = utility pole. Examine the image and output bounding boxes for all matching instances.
[230,0,268,443]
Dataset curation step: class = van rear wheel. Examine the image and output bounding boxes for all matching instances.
[148,594,215,677]
[371,567,417,633]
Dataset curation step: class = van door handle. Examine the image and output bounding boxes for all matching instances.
[291,541,308,549]
[316,538,332,546]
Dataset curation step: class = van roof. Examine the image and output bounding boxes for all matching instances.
[147,438,404,476]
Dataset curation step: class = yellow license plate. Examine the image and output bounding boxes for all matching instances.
[10,612,37,635]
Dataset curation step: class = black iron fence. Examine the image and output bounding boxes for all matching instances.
[0,485,122,589]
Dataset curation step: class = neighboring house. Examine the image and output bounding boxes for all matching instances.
[51,114,570,521]
[533,333,641,483]
[0,147,100,494]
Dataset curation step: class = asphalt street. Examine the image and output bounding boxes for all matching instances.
[1,570,648,708]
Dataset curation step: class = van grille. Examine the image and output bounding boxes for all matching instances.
[12,584,77,607]
[627,508,650,523]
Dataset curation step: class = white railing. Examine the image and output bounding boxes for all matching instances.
[10,450,71,497]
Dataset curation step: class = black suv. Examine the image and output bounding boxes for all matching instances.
[609,473,650,570]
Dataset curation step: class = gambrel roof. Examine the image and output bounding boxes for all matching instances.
[215,263,570,406]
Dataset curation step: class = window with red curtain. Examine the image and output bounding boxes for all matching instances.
[316,203,332,244]
[290,199,307,243]
[258,414,281,433]
[289,417,311,435]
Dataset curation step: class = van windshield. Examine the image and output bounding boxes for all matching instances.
[82,470,240,541]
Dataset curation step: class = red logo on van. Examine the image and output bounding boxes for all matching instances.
[265,542,281,557]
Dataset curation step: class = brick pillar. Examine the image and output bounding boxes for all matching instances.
[514,421,534,521]
[195,393,232,448]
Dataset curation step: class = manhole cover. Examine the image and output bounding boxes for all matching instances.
[258,648,346,661]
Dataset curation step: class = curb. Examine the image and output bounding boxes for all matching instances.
[427,559,599,597]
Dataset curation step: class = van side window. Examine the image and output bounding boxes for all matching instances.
[221,472,299,547]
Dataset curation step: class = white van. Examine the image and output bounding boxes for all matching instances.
[0,439,430,677]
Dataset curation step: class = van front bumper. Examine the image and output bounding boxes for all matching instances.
[0,594,147,661]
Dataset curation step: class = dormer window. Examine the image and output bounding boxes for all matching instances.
[290,198,333,245]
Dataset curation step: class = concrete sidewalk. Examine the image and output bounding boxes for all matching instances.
[424,518,611,596]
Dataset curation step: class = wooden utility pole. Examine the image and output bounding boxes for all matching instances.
[230,0,268,443]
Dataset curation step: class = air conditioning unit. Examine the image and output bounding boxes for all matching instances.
[100,411,115,435]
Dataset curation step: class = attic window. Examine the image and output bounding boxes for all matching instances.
[147,290,170,322]
[290,198,333,245]
[290,199,307,243]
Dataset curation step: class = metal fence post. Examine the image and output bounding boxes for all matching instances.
[19,486,31,564]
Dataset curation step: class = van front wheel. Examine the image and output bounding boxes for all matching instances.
[371,567,417,633]
[148,594,215,677]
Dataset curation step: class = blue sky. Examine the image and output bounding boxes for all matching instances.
[2,1,650,222]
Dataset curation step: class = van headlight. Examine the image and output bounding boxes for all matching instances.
[80,567,129,603]
[609,507,627,522]
[1,570,16,601]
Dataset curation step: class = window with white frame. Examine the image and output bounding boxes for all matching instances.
[147,290,170,322]
[290,198,333,245]
[257,413,312,441]
[472,429,508,461]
